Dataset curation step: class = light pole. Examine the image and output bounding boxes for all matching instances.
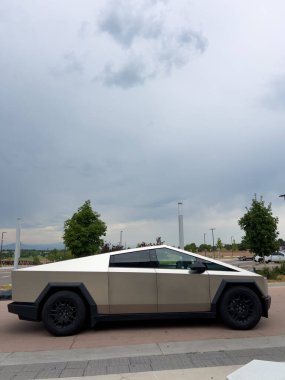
[204,233,206,256]
[231,236,234,257]
[0,231,7,266]
[178,202,184,249]
[210,228,216,258]
[278,195,285,250]
[14,218,21,270]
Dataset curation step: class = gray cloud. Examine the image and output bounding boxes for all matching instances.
[177,30,207,53]
[97,0,207,88]
[1,1,285,247]
[102,60,155,88]
[78,21,90,39]
[50,52,84,77]
[98,0,164,48]
[262,76,285,109]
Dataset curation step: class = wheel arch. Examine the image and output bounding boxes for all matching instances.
[211,280,266,315]
[35,283,97,326]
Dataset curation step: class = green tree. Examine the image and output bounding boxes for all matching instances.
[232,240,237,252]
[32,256,41,265]
[278,238,285,248]
[137,237,165,248]
[47,249,74,262]
[184,243,197,252]
[238,238,248,251]
[216,238,223,251]
[101,243,124,253]
[198,244,212,252]
[238,195,279,257]
[63,200,107,257]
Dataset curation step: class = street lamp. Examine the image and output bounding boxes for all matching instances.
[178,202,184,249]
[210,228,216,258]
[278,195,285,251]
[231,236,234,257]
[204,233,207,256]
[0,231,7,266]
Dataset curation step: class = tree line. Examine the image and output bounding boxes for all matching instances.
[62,196,281,259]
[2,196,280,264]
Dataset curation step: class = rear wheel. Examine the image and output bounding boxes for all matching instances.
[42,290,86,336]
[219,286,262,330]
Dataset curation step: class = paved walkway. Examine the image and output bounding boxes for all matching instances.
[0,335,285,379]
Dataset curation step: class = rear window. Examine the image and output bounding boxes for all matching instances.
[109,250,151,268]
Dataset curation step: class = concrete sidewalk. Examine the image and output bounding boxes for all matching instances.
[53,366,242,380]
[0,335,284,379]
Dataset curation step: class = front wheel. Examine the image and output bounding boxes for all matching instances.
[42,290,87,336]
[219,286,262,330]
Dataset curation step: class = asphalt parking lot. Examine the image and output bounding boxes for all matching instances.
[0,285,284,353]
[0,265,285,379]
[0,285,284,379]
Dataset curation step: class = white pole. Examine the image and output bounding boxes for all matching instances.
[120,231,123,247]
[14,218,21,269]
[178,202,184,249]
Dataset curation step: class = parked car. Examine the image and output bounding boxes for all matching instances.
[238,255,253,261]
[266,251,285,263]
[254,255,265,263]
[8,245,271,336]
[254,251,285,263]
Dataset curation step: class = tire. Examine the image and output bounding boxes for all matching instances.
[42,290,87,336]
[219,286,262,330]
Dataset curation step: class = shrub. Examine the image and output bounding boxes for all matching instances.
[32,256,41,265]
[256,265,281,280]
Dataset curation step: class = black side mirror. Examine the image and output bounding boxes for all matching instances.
[189,262,206,274]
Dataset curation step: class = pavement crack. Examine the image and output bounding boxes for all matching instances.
[157,343,164,355]
[69,335,77,349]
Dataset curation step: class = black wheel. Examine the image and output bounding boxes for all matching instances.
[42,291,87,336]
[219,286,262,330]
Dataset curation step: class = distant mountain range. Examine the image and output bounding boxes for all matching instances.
[3,242,65,251]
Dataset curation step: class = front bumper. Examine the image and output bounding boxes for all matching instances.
[262,295,271,318]
[8,302,39,321]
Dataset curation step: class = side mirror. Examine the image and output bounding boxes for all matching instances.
[189,262,206,274]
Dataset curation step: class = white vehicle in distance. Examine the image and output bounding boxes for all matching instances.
[254,251,285,263]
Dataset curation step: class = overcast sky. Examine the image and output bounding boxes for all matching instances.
[1,0,285,248]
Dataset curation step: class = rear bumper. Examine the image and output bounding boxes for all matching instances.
[8,302,39,321]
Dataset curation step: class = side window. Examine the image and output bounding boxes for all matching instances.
[155,248,196,269]
[199,259,236,272]
[109,250,151,268]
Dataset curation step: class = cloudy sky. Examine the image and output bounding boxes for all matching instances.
[1,0,285,248]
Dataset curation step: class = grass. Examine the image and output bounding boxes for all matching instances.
[255,262,285,281]
[0,284,12,291]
